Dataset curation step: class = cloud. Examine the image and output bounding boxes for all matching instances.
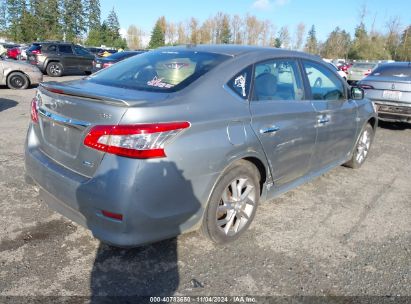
[252,0,290,10]
[252,0,271,9]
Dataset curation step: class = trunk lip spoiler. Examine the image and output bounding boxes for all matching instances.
[39,83,130,106]
[38,107,91,129]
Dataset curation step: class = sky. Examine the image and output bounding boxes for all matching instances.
[100,0,411,44]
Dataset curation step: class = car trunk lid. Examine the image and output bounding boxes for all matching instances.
[34,81,169,177]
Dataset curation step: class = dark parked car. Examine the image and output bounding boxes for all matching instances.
[92,50,146,72]
[25,45,376,247]
[26,42,94,77]
[85,47,104,56]
[359,62,411,123]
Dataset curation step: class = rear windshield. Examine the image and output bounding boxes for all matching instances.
[28,44,41,52]
[106,51,142,60]
[89,50,230,92]
[352,63,376,69]
[371,65,411,78]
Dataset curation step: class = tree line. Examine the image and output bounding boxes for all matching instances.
[0,0,409,60]
[139,10,410,61]
[0,0,126,48]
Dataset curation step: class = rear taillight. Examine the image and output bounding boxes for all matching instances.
[30,96,39,123]
[359,84,374,90]
[102,62,113,68]
[84,122,190,158]
[364,69,371,76]
[32,49,41,54]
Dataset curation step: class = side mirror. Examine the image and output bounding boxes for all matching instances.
[350,86,364,100]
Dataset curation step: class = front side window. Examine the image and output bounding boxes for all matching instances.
[252,59,304,101]
[227,66,252,100]
[303,60,345,101]
[89,50,230,92]
[59,45,73,54]
[74,45,90,56]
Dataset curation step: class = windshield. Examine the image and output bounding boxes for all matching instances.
[88,50,230,92]
[371,64,411,79]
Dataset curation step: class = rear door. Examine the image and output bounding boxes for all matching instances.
[301,60,358,170]
[250,58,317,187]
[73,45,94,71]
[58,44,76,70]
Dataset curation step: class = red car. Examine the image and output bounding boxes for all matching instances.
[7,47,22,60]
[339,63,352,73]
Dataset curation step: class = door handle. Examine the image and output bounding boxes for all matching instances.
[260,125,280,134]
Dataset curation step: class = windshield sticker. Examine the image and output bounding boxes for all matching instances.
[234,74,246,97]
[147,76,174,88]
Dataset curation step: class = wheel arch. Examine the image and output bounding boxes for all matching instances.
[6,70,31,87]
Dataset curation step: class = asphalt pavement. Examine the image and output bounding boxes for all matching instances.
[0,75,410,301]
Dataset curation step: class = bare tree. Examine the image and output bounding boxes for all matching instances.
[165,21,177,45]
[199,17,214,44]
[245,14,262,45]
[127,25,144,49]
[177,22,188,44]
[260,19,272,46]
[385,16,402,59]
[293,22,306,50]
[231,14,243,44]
[189,17,199,44]
[278,26,291,49]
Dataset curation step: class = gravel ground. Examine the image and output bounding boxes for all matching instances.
[0,76,410,302]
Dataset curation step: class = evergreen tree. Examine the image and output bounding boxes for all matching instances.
[0,0,6,34]
[6,0,26,41]
[219,15,231,44]
[85,0,100,30]
[304,25,318,54]
[149,17,166,49]
[274,38,282,48]
[321,27,351,59]
[62,0,86,42]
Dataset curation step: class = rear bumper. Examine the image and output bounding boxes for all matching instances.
[25,125,210,247]
[373,101,411,123]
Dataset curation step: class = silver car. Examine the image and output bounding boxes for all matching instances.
[25,45,377,247]
[358,62,411,123]
[347,62,378,84]
[1,57,43,89]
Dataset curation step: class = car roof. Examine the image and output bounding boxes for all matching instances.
[157,44,320,60]
[377,62,411,68]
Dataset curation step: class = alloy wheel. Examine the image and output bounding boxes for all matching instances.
[216,177,256,236]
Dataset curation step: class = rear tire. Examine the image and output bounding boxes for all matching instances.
[46,62,63,77]
[202,160,260,244]
[7,72,29,90]
[345,123,374,169]
[85,71,92,75]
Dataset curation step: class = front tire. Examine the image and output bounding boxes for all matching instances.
[46,62,63,77]
[7,72,29,89]
[202,160,260,244]
[345,123,374,169]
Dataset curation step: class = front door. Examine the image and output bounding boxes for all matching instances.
[58,44,77,70]
[250,58,317,187]
[301,60,358,171]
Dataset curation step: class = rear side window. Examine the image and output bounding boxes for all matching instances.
[47,45,57,52]
[252,59,304,101]
[89,50,230,92]
[371,65,411,79]
[303,60,345,101]
[58,45,73,54]
[28,44,41,52]
[227,66,252,100]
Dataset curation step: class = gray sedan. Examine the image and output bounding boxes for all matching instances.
[25,45,376,247]
[0,57,43,89]
[358,62,411,123]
